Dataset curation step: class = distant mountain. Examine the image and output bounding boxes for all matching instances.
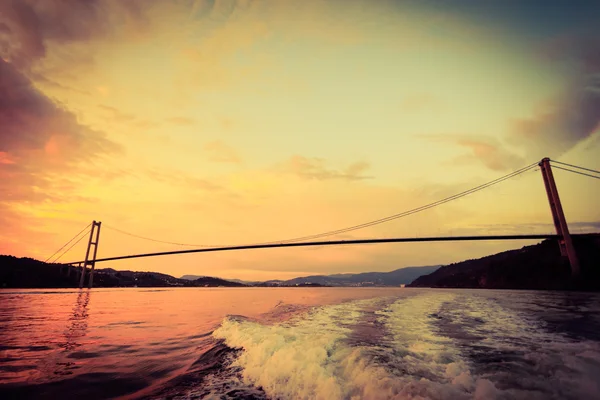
[180,274,206,280]
[259,266,441,287]
[190,276,246,287]
[256,280,285,287]
[0,256,247,288]
[180,275,257,285]
[92,269,246,288]
[410,234,600,291]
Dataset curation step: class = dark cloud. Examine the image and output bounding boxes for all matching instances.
[543,35,600,73]
[507,74,600,159]
[431,36,600,171]
[0,0,149,68]
[0,59,120,159]
[0,0,102,67]
[283,156,372,181]
[0,59,122,205]
[510,35,600,159]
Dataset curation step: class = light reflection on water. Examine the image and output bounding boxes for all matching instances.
[1,288,599,399]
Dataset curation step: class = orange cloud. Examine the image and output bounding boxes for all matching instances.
[0,59,122,249]
[420,134,525,171]
[454,137,526,172]
[0,152,15,164]
[43,135,61,156]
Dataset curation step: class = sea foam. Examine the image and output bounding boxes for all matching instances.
[213,297,480,399]
[211,293,600,400]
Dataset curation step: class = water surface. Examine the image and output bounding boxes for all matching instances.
[1,288,599,399]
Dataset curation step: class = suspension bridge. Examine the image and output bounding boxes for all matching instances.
[45,158,600,288]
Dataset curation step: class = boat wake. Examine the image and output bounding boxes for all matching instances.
[149,293,600,400]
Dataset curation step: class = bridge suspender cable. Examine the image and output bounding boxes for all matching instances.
[102,224,223,248]
[101,161,539,249]
[549,161,600,181]
[551,165,600,180]
[52,231,91,263]
[44,223,91,263]
[549,159,600,175]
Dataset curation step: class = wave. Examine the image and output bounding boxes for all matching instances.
[210,297,488,400]
[152,294,600,400]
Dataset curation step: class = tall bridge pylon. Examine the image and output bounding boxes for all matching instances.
[79,220,101,289]
[538,158,580,277]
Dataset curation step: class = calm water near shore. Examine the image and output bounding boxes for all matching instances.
[1,287,599,399]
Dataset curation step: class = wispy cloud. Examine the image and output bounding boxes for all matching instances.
[281,156,372,181]
[144,168,227,193]
[203,140,241,164]
[506,34,600,159]
[165,116,196,126]
[98,104,137,122]
[453,138,526,171]
[424,135,526,171]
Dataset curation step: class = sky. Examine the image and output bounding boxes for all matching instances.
[1,0,599,281]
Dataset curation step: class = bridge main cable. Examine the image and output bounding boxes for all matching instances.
[99,161,539,250]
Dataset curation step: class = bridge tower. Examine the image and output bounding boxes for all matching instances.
[79,221,102,289]
[538,158,580,277]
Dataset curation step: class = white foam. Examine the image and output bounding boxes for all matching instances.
[415,292,600,400]
[372,292,493,399]
[209,292,600,400]
[213,297,480,399]
[212,300,364,399]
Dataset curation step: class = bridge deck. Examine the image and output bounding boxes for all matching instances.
[67,234,562,264]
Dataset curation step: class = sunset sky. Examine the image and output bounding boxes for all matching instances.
[1,0,599,280]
